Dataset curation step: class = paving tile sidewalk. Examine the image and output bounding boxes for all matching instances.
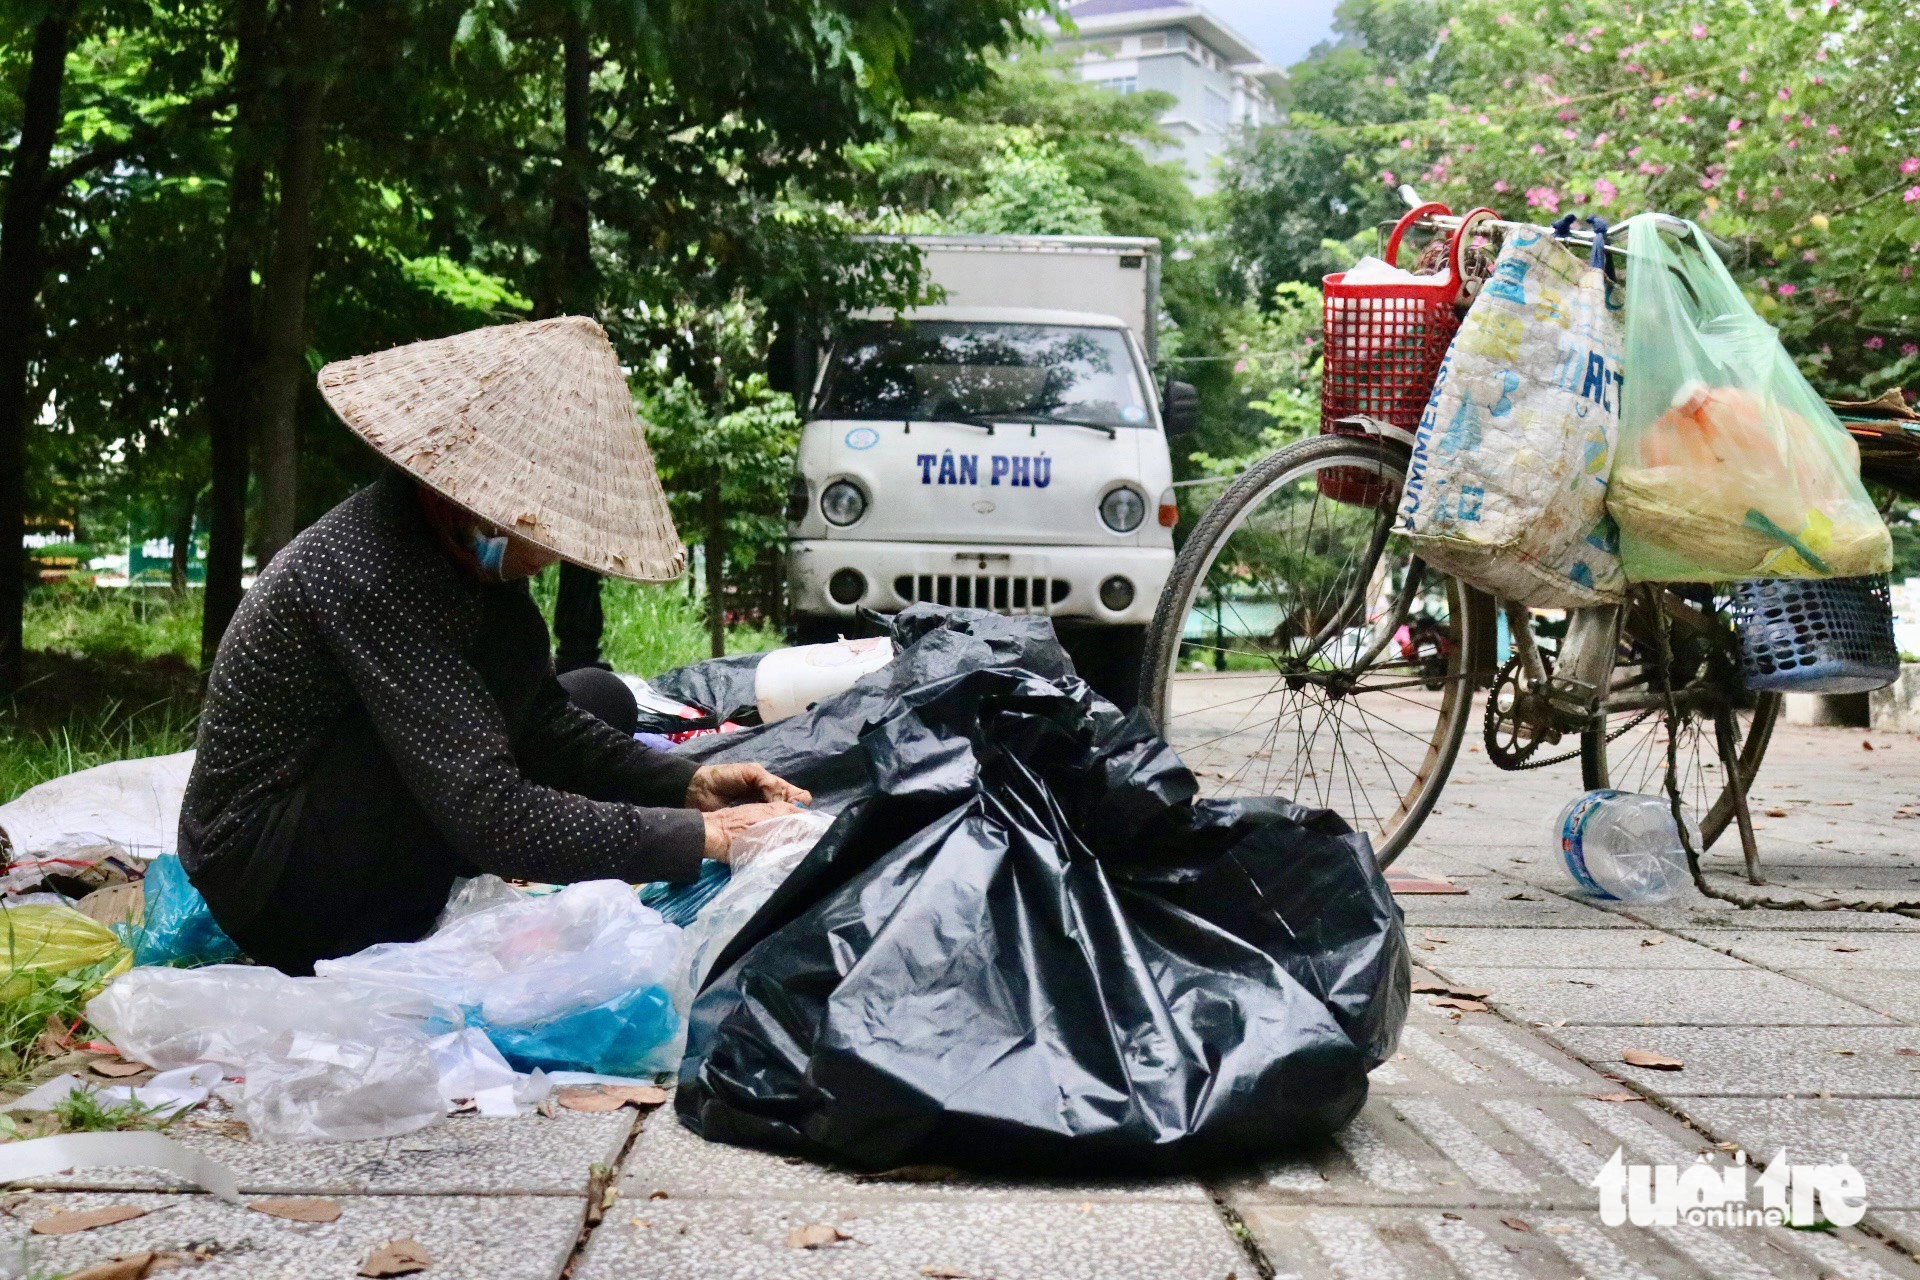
[7,718,1919,1279]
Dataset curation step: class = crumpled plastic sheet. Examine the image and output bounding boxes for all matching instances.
[673,606,1409,1173]
[647,652,767,726]
[318,879,682,1077]
[87,966,464,1141]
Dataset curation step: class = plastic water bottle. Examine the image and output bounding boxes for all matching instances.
[1549,790,1689,903]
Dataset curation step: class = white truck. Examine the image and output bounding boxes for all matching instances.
[785,234,1197,707]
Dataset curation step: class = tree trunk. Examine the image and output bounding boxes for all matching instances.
[704,482,725,658]
[0,4,75,692]
[202,0,270,664]
[169,480,199,595]
[541,16,607,665]
[254,0,328,565]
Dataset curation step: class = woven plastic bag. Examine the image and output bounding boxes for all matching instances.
[0,903,130,999]
[1610,214,1890,582]
[1396,222,1626,606]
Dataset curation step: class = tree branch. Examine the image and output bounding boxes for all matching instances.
[45,88,241,190]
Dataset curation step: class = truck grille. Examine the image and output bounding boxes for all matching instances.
[894,574,1071,614]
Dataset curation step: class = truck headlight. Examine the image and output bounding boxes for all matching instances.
[821,480,868,527]
[1099,486,1146,533]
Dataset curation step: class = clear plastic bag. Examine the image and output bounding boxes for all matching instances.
[667,810,834,1017]
[132,853,244,968]
[318,880,682,1075]
[1611,215,1891,581]
[86,965,454,1142]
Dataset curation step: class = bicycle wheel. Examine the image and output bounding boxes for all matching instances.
[1140,435,1477,868]
[1579,587,1781,848]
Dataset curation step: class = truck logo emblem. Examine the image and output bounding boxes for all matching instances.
[844,427,880,450]
[972,499,995,514]
[1121,404,1145,423]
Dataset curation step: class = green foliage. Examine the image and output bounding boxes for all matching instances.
[1218,0,1920,400]
[853,52,1194,243]
[945,130,1106,235]
[50,1087,175,1134]
[0,957,123,1090]
[23,585,200,667]
[0,693,199,806]
[528,571,782,675]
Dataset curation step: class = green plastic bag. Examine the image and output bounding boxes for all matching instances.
[1610,214,1890,582]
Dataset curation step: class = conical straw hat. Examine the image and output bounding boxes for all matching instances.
[317,316,685,581]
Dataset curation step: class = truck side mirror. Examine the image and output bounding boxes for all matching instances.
[1161,379,1199,437]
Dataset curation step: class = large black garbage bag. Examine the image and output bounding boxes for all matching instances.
[665,606,1078,811]
[674,630,1409,1173]
[646,652,767,726]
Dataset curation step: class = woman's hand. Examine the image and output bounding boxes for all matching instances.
[686,763,812,812]
[702,801,803,862]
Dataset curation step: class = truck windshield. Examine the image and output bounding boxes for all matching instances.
[817,321,1151,429]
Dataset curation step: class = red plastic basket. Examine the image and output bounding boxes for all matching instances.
[1317,202,1469,508]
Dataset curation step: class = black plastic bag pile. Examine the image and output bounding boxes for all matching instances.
[666,606,1408,1172]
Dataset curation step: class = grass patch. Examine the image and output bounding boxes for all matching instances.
[529,570,784,676]
[25,583,201,668]
[0,957,124,1090]
[50,1088,175,1134]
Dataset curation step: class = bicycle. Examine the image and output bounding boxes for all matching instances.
[1139,210,1779,871]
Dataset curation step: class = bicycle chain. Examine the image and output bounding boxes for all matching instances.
[1482,653,1657,772]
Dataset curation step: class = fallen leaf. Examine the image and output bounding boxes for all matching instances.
[1421,934,1450,944]
[648,1191,669,1201]
[1565,979,1598,988]
[1622,1048,1684,1071]
[86,1058,147,1079]
[557,1085,667,1112]
[556,1088,625,1113]
[1551,1019,1568,1028]
[359,1238,432,1277]
[855,1165,962,1184]
[1832,945,1861,953]
[536,1097,558,1119]
[1428,996,1489,1013]
[1863,740,1875,751]
[1714,1141,1740,1151]
[1764,809,1789,818]
[1640,937,1665,947]
[1897,1048,1920,1058]
[787,1223,851,1249]
[65,1254,186,1280]
[1505,892,1538,901]
[1591,1092,1641,1103]
[32,1205,147,1235]
[1412,981,1491,1000]
[1441,1211,1463,1220]
[1833,1050,1857,1057]
[251,1197,342,1223]
[921,1268,970,1279]
[1501,1217,1532,1232]
[1827,800,1854,806]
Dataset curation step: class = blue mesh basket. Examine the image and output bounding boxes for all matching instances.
[1729,574,1900,695]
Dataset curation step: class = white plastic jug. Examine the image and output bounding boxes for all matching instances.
[753,637,895,723]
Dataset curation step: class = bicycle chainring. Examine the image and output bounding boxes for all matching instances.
[1483,654,1568,771]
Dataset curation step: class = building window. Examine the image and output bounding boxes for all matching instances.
[1095,75,1139,95]
[1204,87,1229,125]
[1139,31,1166,50]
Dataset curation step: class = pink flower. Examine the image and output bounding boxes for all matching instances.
[1905,186,1920,203]
[1476,114,1490,125]
[1690,22,1707,37]
[1594,132,1610,146]
[1827,125,1841,137]
[1382,76,1397,87]
[1524,186,1562,213]
[1836,146,1849,154]
[1381,171,1397,186]
[1651,95,1667,107]
[1628,146,1641,158]
[1787,139,1799,149]
[1587,24,1605,36]
[1530,143,1546,155]
[1728,118,1742,132]
[1777,283,1797,296]
[1867,337,1886,350]
[1801,115,1814,128]
[1495,11,1512,23]
[1802,250,1819,262]
[1557,109,1577,121]
[1772,186,1782,197]
[1778,88,1791,100]
[1906,343,1920,358]
[1903,158,1920,175]
[1639,160,1666,175]
[1493,179,1511,193]
[1594,178,1618,206]
[1562,128,1577,140]
[1399,137,1414,149]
